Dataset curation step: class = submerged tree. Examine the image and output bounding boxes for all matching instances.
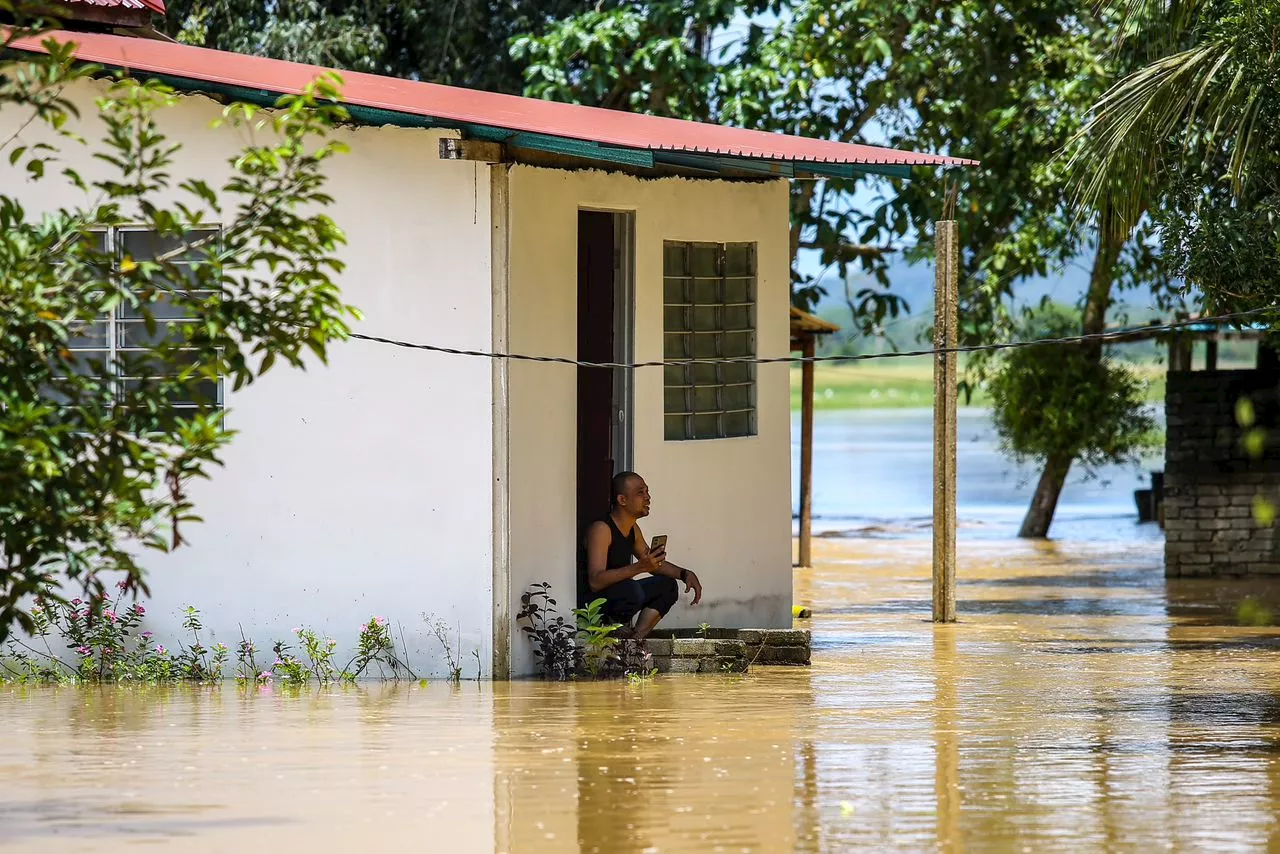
[0,21,358,643]
[987,309,1158,537]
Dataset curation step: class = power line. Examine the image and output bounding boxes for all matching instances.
[348,306,1275,370]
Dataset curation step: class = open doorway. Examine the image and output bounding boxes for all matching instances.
[576,210,634,602]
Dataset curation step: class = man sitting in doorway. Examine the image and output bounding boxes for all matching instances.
[582,471,703,644]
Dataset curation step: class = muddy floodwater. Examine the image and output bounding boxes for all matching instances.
[7,536,1280,852]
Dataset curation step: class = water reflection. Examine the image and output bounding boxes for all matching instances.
[932,628,962,854]
[7,537,1280,851]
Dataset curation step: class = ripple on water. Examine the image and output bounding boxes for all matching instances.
[5,536,1280,851]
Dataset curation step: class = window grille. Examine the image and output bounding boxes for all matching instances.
[63,227,223,414]
[662,241,756,441]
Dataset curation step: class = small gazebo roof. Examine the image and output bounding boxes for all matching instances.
[790,306,840,349]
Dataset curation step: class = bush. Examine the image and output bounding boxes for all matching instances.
[988,313,1157,472]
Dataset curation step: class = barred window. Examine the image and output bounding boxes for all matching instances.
[64,227,222,414]
[662,241,756,441]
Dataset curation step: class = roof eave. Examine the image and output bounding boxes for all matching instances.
[6,30,980,179]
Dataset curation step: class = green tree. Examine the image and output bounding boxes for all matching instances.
[1072,0,1280,323]
[162,0,585,94]
[0,24,358,643]
[514,0,912,316]
[522,0,1171,535]
[987,308,1158,537]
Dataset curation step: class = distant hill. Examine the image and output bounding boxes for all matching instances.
[807,256,1181,359]
[813,255,1089,318]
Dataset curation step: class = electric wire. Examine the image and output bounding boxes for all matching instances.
[347,306,1275,370]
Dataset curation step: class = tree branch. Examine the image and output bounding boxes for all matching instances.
[799,240,893,264]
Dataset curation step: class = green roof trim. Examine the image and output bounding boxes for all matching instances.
[801,161,912,180]
[510,133,655,168]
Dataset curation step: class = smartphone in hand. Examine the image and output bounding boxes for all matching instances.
[649,534,667,553]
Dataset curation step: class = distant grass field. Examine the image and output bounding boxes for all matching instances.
[789,356,1171,410]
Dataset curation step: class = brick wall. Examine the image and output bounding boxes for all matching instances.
[1165,369,1280,576]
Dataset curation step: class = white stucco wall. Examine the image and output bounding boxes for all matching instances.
[3,79,495,677]
[505,166,793,676]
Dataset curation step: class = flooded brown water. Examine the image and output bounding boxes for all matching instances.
[6,537,1280,852]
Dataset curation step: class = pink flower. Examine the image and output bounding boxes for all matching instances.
[374,616,387,626]
[292,626,301,634]
[155,644,166,655]
[104,609,117,624]
[273,658,284,666]
[359,624,367,633]
[132,603,145,616]
[117,580,128,590]
[140,631,153,639]
[70,598,82,606]
[76,645,91,656]
[258,671,273,681]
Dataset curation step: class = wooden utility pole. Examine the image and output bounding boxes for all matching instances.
[932,219,958,623]
[798,336,816,568]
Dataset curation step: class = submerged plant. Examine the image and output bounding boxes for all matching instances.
[516,583,580,681]
[175,606,227,681]
[270,638,309,684]
[343,616,416,681]
[626,667,658,685]
[1237,597,1275,627]
[424,614,463,683]
[1,584,220,683]
[517,583,629,681]
[573,597,622,678]
[1,596,420,685]
[234,632,265,683]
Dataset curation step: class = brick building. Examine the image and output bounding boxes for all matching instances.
[1164,368,1280,576]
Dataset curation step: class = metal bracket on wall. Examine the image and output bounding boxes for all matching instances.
[439,137,505,163]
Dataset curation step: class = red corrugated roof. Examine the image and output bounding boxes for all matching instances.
[12,30,975,169]
[65,0,165,13]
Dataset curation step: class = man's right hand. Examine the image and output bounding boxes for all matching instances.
[636,546,667,574]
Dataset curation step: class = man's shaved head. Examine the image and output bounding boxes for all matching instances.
[610,471,643,507]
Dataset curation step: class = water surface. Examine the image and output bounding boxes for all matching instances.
[7,535,1280,852]
[792,408,1166,541]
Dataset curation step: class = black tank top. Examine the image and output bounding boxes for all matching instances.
[578,514,635,604]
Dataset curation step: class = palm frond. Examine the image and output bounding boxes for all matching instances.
[1068,38,1240,232]
[1113,0,1205,55]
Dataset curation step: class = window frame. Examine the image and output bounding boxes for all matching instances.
[662,240,757,441]
[63,225,225,413]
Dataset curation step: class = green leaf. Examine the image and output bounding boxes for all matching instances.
[1236,398,1256,428]
[1243,428,1267,459]
[1253,496,1276,527]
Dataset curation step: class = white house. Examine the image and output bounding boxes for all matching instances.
[6,27,970,677]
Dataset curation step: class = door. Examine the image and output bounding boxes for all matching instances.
[576,210,633,601]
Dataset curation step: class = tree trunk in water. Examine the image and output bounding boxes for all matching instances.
[1018,452,1073,538]
[1018,212,1124,538]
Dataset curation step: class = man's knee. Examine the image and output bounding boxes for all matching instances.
[603,580,645,622]
[655,575,679,614]
[624,581,649,611]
